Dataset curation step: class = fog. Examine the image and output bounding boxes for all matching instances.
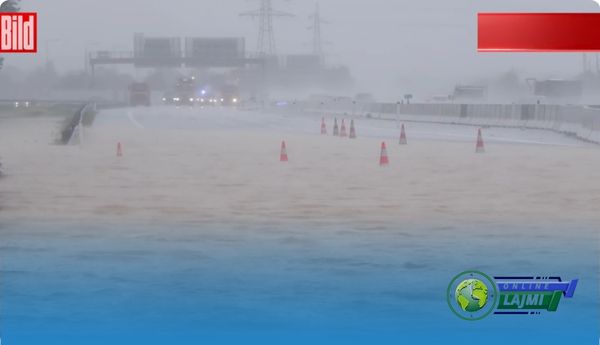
[4,0,600,99]
[1,3,599,343]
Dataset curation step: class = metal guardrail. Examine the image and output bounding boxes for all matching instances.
[298,101,600,145]
[61,103,97,145]
[0,99,122,145]
[0,99,90,106]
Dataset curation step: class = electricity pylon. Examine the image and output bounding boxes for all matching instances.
[241,0,294,56]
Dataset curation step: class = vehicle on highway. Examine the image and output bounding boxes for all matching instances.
[163,77,197,106]
[219,84,240,106]
[162,77,241,107]
[129,82,151,107]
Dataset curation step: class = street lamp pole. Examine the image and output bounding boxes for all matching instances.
[45,39,61,66]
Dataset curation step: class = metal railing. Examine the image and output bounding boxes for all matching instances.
[299,101,600,144]
[62,103,97,145]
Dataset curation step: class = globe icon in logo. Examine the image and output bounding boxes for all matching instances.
[455,278,489,312]
[448,271,497,321]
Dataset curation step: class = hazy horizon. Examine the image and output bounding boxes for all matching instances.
[3,0,600,98]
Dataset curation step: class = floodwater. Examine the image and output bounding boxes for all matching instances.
[1,107,598,225]
[0,107,598,344]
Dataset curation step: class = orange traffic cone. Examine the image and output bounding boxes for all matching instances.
[116,142,123,157]
[476,128,485,153]
[333,118,339,136]
[280,141,289,162]
[340,119,347,137]
[349,119,356,139]
[379,142,389,166]
[321,117,327,135]
[399,124,407,145]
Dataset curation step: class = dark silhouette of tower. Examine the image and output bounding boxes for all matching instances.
[240,0,294,56]
[309,2,324,58]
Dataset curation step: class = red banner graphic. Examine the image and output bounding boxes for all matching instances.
[478,13,600,52]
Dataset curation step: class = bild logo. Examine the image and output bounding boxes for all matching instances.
[0,6,36,53]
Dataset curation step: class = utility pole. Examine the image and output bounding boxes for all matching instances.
[240,0,294,56]
[45,39,61,67]
[309,2,324,59]
[582,53,591,74]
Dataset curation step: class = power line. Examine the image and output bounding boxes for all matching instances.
[240,0,294,56]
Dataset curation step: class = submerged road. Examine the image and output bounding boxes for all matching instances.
[94,106,589,147]
[0,106,598,345]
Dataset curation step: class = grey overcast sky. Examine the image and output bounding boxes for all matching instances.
[8,0,600,96]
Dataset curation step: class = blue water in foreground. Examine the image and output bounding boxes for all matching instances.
[0,221,597,344]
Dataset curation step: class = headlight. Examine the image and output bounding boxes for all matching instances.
[189,98,194,102]
[232,98,238,103]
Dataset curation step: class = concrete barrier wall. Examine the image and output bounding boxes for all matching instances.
[300,101,600,144]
